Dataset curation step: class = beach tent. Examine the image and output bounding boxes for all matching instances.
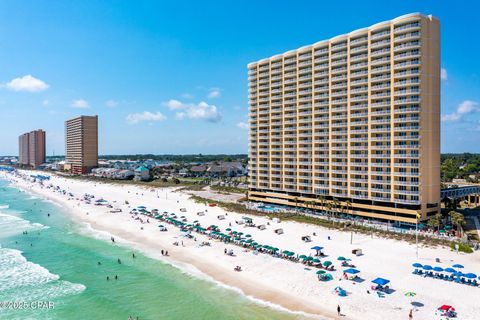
[344,268,360,275]
[372,278,390,286]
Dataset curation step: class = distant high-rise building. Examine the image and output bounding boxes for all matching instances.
[18,130,46,168]
[247,13,440,223]
[65,115,98,174]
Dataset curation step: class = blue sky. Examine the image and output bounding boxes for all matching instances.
[0,0,479,155]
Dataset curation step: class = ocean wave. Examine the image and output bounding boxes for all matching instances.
[0,204,9,210]
[0,248,85,302]
[0,212,49,237]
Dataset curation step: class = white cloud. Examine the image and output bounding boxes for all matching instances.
[126,111,167,124]
[441,68,448,81]
[42,99,49,106]
[162,99,222,122]
[237,122,249,130]
[442,100,479,122]
[105,99,118,108]
[71,99,90,109]
[181,93,193,99]
[5,75,49,92]
[207,87,221,99]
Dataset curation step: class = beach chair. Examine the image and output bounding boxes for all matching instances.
[376,291,385,298]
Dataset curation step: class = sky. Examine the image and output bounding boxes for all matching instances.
[0,0,479,156]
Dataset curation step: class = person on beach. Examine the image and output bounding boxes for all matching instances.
[118,258,121,264]
[115,275,118,280]
[409,309,413,320]
[337,305,341,316]
[132,253,135,258]
[107,276,110,281]
[161,250,164,256]
[165,251,168,256]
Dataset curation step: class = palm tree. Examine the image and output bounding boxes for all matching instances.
[427,216,441,231]
[449,210,465,237]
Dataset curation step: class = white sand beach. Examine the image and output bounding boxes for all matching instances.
[3,170,480,320]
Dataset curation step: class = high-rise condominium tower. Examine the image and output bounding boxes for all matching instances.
[18,129,46,168]
[65,115,98,174]
[247,13,440,223]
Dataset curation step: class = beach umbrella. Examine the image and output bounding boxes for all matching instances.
[138,206,146,209]
[404,292,416,297]
[433,267,444,272]
[232,231,237,234]
[282,250,290,254]
[316,270,326,275]
[337,256,347,261]
[305,256,314,261]
[272,248,279,252]
[444,268,456,273]
[312,258,321,263]
[323,261,332,267]
[422,265,433,271]
[452,264,464,268]
[286,251,295,256]
[438,305,455,311]
[226,228,231,231]
[371,277,390,286]
[311,246,323,251]
[245,234,252,238]
[344,268,360,275]
[237,232,244,235]
[464,273,476,279]
[299,255,307,259]
[412,263,422,268]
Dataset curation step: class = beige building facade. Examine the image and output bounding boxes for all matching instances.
[18,129,46,168]
[65,115,98,174]
[247,13,440,224]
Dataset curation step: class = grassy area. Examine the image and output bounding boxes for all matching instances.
[57,173,207,190]
[210,185,247,194]
[189,194,463,249]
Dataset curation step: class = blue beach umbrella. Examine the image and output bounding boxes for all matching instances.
[422,265,433,271]
[311,246,323,251]
[464,273,476,279]
[452,264,464,268]
[344,268,360,274]
[371,278,390,286]
[433,267,444,272]
[444,268,456,273]
[412,263,422,268]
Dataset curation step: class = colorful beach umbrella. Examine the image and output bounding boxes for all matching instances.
[404,292,416,297]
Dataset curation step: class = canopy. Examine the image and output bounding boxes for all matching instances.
[412,263,422,268]
[311,246,323,251]
[372,277,390,286]
[422,265,433,271]
[452,264,464,268]
[344,268,360,274]
[433,267,444,272]
[438,305,455,311]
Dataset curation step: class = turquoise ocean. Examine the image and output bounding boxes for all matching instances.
[0,178,304,320]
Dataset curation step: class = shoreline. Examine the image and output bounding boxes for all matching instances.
[3,170,480,320]
[4,174,332,319]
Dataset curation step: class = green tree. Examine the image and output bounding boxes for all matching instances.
[449,211,465,237]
